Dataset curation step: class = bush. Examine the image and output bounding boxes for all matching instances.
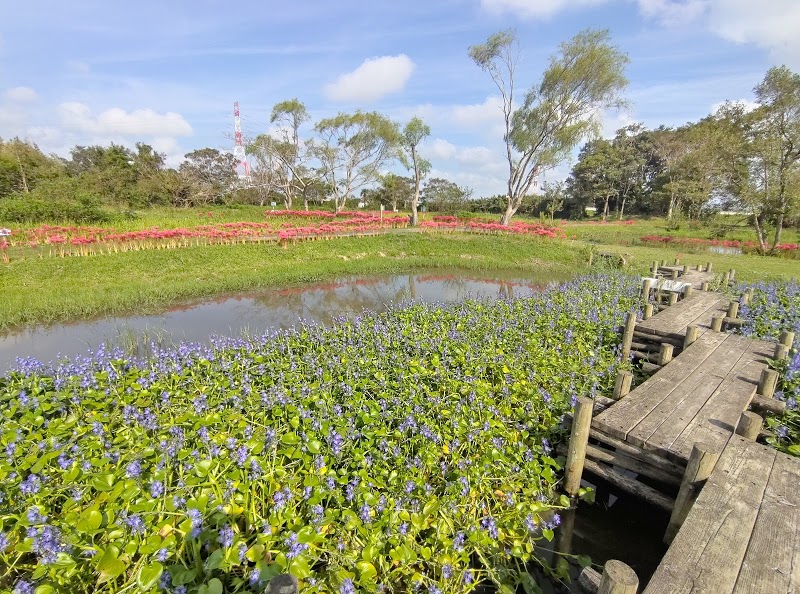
[0,196,112,224]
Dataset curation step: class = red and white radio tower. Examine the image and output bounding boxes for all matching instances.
[233,101,251,180]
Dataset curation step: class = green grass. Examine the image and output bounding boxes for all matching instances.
[3,216,800,330]
[0,232,581,330]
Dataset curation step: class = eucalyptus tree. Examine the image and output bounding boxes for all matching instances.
[398,117,431,225]
[313,111,399,214]
[469,28,629,225]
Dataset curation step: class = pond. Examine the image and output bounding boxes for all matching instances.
[0,268,566,372]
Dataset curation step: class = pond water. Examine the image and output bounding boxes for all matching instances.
[708,245,743,255]
[0,269,565,372]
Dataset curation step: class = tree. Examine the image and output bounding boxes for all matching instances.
[375,173,414,211]
[313,112,399,214]
[0,138,64,197]
[178,148,237,206]
[539,181,565,223]
[398,117,431,225]
[469,28,629,225]
[422,177,473,212]
[568,139,621,220]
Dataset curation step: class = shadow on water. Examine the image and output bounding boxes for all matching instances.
[534,477,669,593]
[0,268,570,371]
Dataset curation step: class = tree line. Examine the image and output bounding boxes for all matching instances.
[1,27,798,248]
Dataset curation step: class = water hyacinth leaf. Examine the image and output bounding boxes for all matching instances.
[205,548,224,571]
[34,586,56,594]
[76,510,103,533]
[136,562,163,591]
[96,546,126,582]
[356,561,377,581]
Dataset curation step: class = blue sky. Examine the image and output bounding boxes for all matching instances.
[1,0,798,196]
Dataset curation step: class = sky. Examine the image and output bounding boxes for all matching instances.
[1,0,798,197]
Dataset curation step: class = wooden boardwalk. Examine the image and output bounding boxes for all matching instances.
[565,268,798,594]
[644,435,800,594]
[594,330,774,465]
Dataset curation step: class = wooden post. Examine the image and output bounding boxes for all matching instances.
[774,344,790,360]
[564,397,593,497]
[554,506,576,555]
[613,371,633,400]
[696,264,702,271]
[641,278,652,301]
[757,369,778,398]
[682,285,693,299]
[674,257,680,265]
[668,292,679,305]
[711,315,724,332]
[659,343,674,366]
[735,411,763,440]
[671,269,679,280]
[621,313,636,360]
[598,560,639,594]
[701,281,709,291]
[643,303,654,320]
[729,268,736,282]
[727,301,739,319]
[706,261,713,272]
[684,325,699,350]
[588,252,594,267]
[780,330,795,349]
[661,259,667,267]
[265,574,299,594]
[682,265,688,274]
[665,443,722,544]
[651,261,659,277]
[741,291,750,306]
[721,271,730,287]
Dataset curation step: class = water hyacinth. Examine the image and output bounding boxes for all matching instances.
[0,274,641,592]
[736,279,800,456]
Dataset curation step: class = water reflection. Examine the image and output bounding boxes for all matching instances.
[0,269,565,371]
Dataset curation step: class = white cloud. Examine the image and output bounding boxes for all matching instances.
[636,0,708,26]
[426,138,457,160]
[707,0,800,68]
[5,86,38,103]
[710,98,758,114]
[57,102,193,137]
[451,96,505,129]
[324,55,415,103]
[480,0,608,19]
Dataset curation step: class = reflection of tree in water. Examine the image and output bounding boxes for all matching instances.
[251,277,408,326]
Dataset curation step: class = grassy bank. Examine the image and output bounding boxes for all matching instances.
[3,228,800,330]
[0,232,580,330]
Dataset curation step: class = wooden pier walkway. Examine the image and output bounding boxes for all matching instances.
[564,262,798,594]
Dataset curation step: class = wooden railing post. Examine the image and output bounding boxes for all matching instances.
[643,303,654,320]
[757,369,778,398]
[684,325,699,350]
[265,574,299,594]
[641,278,652,301]
[711,315,724,332]
[721,271,730,287]
[664,443,722,544]
[659,343,674,366]
[729,268,736,283]
[727,301,739,319]
[613,371,633,400]
[682,285,694,299]
[668,292,679,305]
[706,261,713,272]
[701,281,709,291]
[621,313,636,360]
[599,560,639,594]
[735,411,763,440]
[774,344,790,360]
[564,397,593,497]
[780,330,795,349]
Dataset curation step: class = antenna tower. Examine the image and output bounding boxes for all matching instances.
[233,101,251,180]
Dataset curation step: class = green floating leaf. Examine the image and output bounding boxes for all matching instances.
[137,562,164,591]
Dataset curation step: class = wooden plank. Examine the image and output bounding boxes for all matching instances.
[643,437,777,594]
[581,458,675,512]
[590,428,685,479]
[733,452,800,594]
[592,332,728,441]
[637,293,727,335]
[629,334,753,460]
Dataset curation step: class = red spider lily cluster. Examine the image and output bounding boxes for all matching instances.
[640,235,800,254]
[420,219,566,238]
[562,219,637,226]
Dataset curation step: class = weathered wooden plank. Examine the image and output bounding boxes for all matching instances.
[590,428,686,479]
[637,293,727,335]
[643,437,777,594]
[593,332,728,440]
[733,451,800,594]
[581,458,675,512]
[629,334,753,459]
[668,370,757,463]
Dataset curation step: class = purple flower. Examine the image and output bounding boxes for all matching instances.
[150,481,164,498]
[125,459,142,479]
[156,547,169,562]
[217,524,234,547]
[453,531,465,551]
[0,531,9,552]
[284,532,308,559]
[20,474,41,495]
[340,578,356,594]
[442,563,453,579]
[359,503,372,524]
[125,514,146,535]
[481,516,499,540]
[13,580,34,594]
